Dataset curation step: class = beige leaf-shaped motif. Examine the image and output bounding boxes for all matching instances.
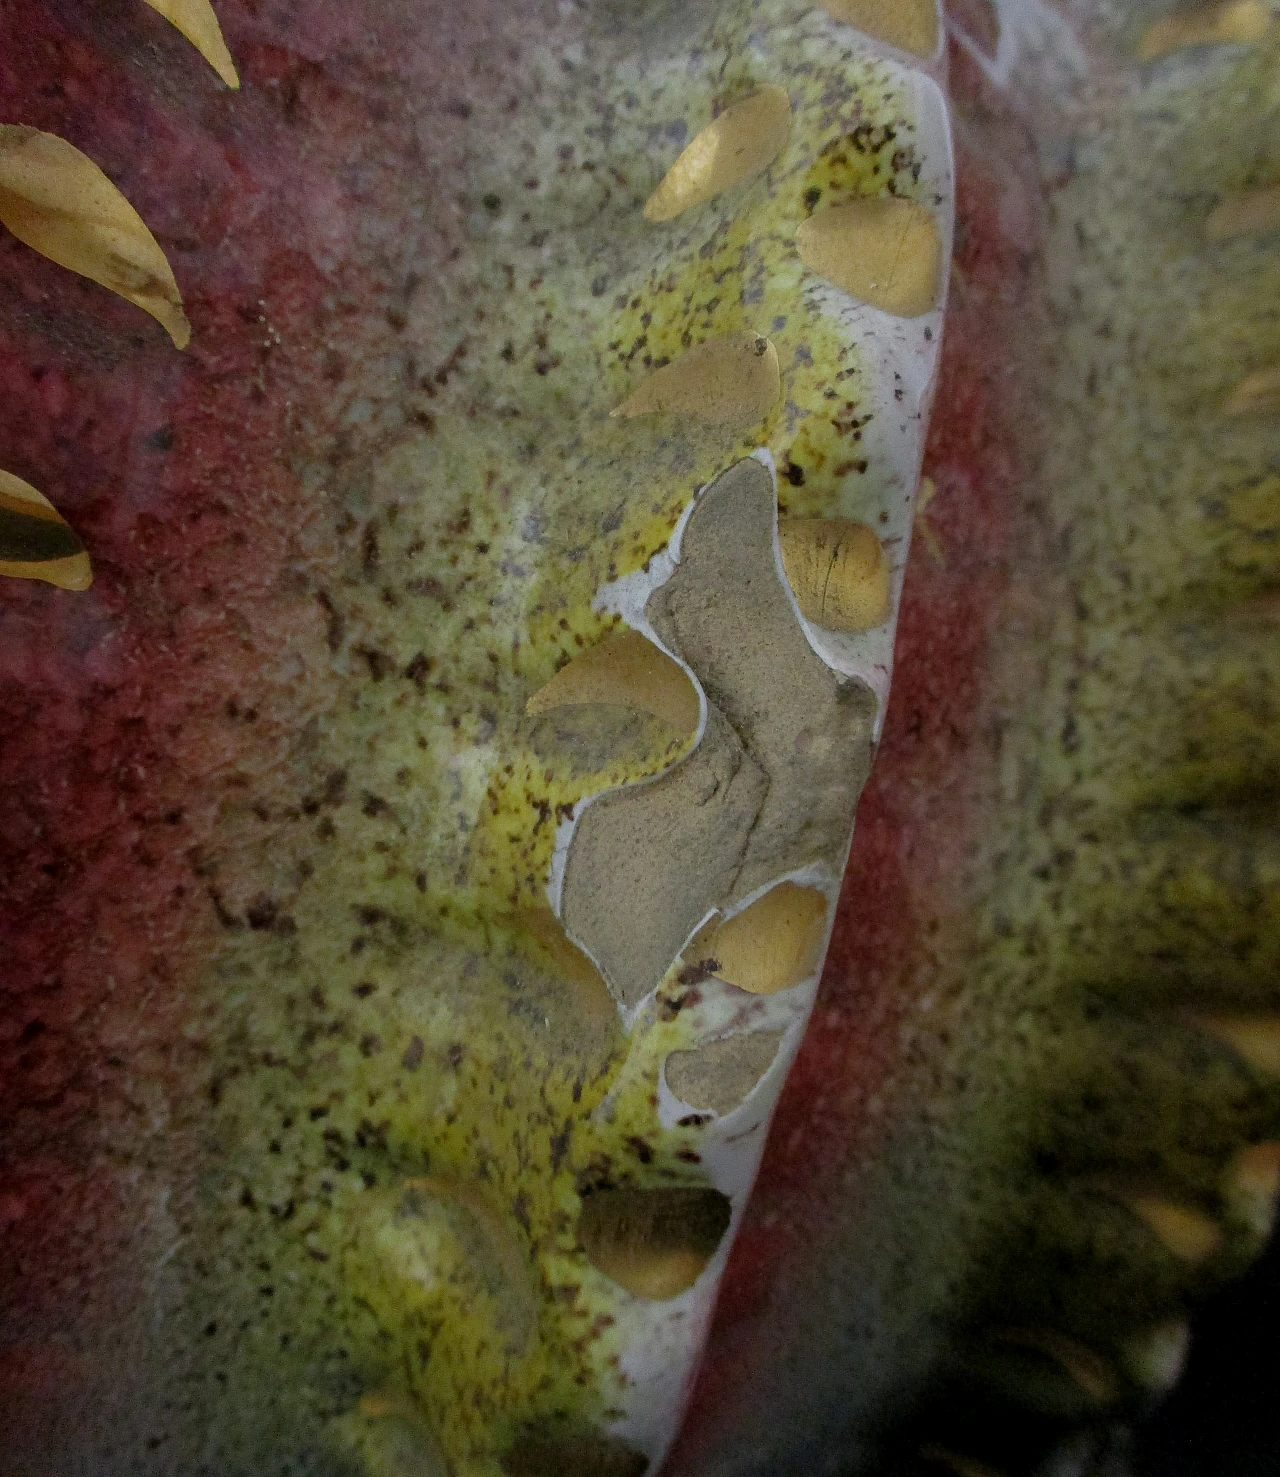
[0,126,191,348]
[1223,1143,1280,1238]
[0,468,93,590]
[1224,365,1280,416]
[611,333,781,427]
[576,1186,731,1299]
[506,909,621,1032]
[1205,181,1280,240]
[140,0,240,89]
[991,1330,1119,1405]
[526,629,700,736]
[778,517,892,630]
[398,1177,537,1353]
[688,882,830,995]
[644,85,791,223]
[821,0,940,57]
[1114,1193,1225,1263]
[796,196,942,317]
[1187,1011,1280,1074]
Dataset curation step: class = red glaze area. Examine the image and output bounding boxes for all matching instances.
[0,0,380,1346]
[1,1,543,1423]
[670,55,1046,1470]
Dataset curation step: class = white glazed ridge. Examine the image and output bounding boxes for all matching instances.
[542,11,955,1464]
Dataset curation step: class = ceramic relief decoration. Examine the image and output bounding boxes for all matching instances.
[2,1,1278,1474]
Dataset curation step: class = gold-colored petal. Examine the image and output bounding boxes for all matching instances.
[141,0,240,88]
[821,0,940,57]
[992,1330,1118,1405]
[1120,1194,1225,1263]
[611,333,781,427]
[0,126,191,348]
[0,468,93,591]
[694,882,829,996]
[1205,181,1280,240]
[778,517,892,631]
[576,1187,731,1300]
[914,474,945,564]
[643,85,791,223]
[1224,365,1280,416]
[1188,1012,1280,1074]
[796,196,942,317]
[526,629,700,736]
[1139,0,1271,59]
[1223,1142,1280,1239]
[356,1395,400,1420]
[1225,590,1280,627]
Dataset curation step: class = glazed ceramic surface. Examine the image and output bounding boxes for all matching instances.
[2,2,1279,1475]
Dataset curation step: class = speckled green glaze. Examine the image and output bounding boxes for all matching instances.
[21,2,1280,1473]
[169,3,947,1472]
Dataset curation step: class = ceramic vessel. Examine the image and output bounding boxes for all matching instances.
[2,2,1278,1474]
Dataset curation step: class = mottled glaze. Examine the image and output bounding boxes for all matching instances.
[1,0,951,1470]
[4,2,1280,1476]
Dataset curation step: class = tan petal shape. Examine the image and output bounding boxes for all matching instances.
[526,629,700,736]
[697,882,829,996]
[1121,1194,1224,1262]
[1188,1012,1280,1074]
[821,0,940,57]
[1225,589,1280,627]
[778,517,892,631]
[1224,365,1280,416]
[1139,0,1271,59]
[992,1330,1118,1405]
[0,468,93,591]
[356,1395,400,1420]
[1205,181,1280,240]
[576,1187,730,1300]
[611,333,781,426]
[914,473,945,564]
[141,0,239,88]
[796,196,942,317]
[0,126,191,348]
[644,85,791,223]
[1223,1142,1280,1238]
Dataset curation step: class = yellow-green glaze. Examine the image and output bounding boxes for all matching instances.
[185,4,946,1472]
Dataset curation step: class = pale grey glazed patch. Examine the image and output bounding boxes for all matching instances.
[561,458,875,1012]
[664,1029,786,1114]
[646,460,876,904]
